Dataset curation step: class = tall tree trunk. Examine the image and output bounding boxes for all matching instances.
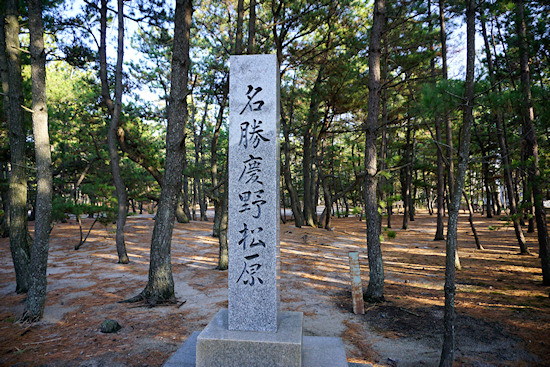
[432,0,445,240]
[303,67,324,228]
[439,0,454,202]
[516,0,550,283]
[177,137,191,224]
[440,0,475,364]
[435,112,445,239]
[401,123,411,230]
[195,102,208,221]
[380,35,390,229]
[211,90,227,237]
[363,0,385,303]
[234,0,244,55]
[281,104,304,227]
[0,10,10,238]
[480,11,529,254]
[99,0,129,264]
[247,0,256,54]
[408,130,416,222]
[5,0,31,293]
[473,121,493,218]
[133,0,193,304]
[22,0,53,321]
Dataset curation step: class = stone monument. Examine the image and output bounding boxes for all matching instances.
[226,54,280,332]
[163,54,349,367]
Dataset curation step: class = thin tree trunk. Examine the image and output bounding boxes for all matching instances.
[131,0,193,304]
[480,12,529,253]
[401,123,411,230]
[435,112,445,239]
[22,0,53,321]
[363,0,385,303]
[217,176,228,270]
[211,90,227,237]
[516,0,550,284]
[5,0,31,293]
[440,0,475,363]
[100,0,129,264]
[303,67,324,228]
[281,103,304,227]
[439,0,454,203]
[463,191,483,250]
[409,131,416,222]
[195,102,208,221]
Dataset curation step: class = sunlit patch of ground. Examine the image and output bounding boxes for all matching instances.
[0,210,548,366]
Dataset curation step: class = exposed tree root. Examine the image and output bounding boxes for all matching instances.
[120,292,177,308]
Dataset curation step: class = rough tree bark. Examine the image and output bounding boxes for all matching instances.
[131,0,193,303]
[363,0,385,303]
[0,10,10,238]
[440,0,475,364]
[234,0,244,55]
[5,0,31,293]
[516,0,550,283]
[99,0,129,264]
[247,0,256,54]
[22,0,53,321]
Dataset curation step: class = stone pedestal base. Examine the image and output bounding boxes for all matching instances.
[163,309,350,367]
[197,309,302,367]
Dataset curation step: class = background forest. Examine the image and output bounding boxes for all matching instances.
[1,0,549,365]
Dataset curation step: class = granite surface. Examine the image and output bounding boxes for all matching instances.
[196,309,302,367]
[227,54,280,332]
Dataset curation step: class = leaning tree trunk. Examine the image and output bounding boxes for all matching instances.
[363,0,385,303]
[516,0,550,284]
[463,191,483,251]
[5,0,31,293]
[22,0,53,321]
[134,0,193,303]
[440,0,475,364]
[429,0,445,240]
[439,0,454,206]
[99,0,129,264]
[480,10,529,254]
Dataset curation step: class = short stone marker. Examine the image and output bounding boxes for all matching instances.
[348,251,365,314]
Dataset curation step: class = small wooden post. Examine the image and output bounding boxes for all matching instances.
[348,251,364,314]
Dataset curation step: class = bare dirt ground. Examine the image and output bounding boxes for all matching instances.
[1,210,549,366]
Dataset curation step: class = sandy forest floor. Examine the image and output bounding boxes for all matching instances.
[1,210,549,366]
